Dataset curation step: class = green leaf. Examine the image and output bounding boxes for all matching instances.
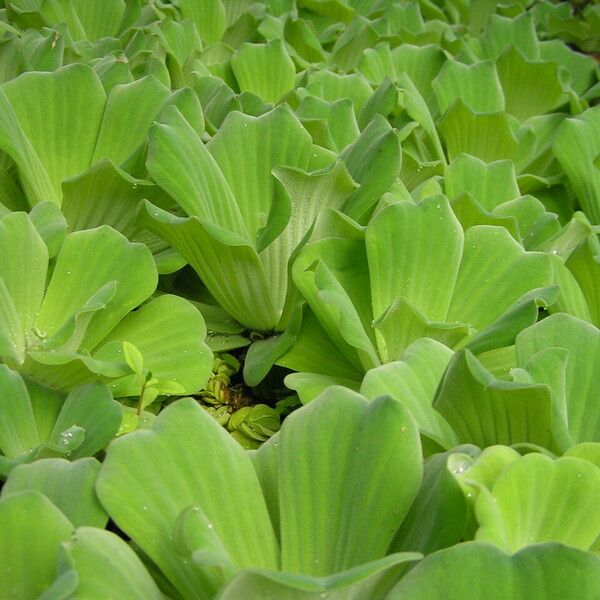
[434,350,554,449]
[208,106,313,243]
[444,154,520,211]
[2,64,106,205]
[433,59,504,115]
[146,106,247,236]
[391,447,472,554]
[366,197,463,324]
[179,0,226,45]
[29,201,66,258]
[341,115,401,221]
[438,100,518,162]
[278,388,422,574]
[0,364,38,459]
[516,314,600,446]
[35,226,157,351]
[0,211,47,334]
[390,542,600,599]
[0,492,73,600]
[138,203,279,331]
[46,382,122,459]
[360,338,456,449]
[61,527,165,600]
[445,226,551,332]
[218,554,420,600]
[96,294,213,396]
[97,399,279,600]
[2,457,107,528]
[122,341,144,375]
[231,40,296,103]
[554,106,600,224]
[496,46,566,121]
[293,239,378,372]
[475,454,600,551]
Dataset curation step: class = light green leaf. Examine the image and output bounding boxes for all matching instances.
[137,203,279,331]
[179,0,226,45]
[231,39,295,103]
[218,554,420,600]
[46,382,122,459]
[146,106,247,236]
[433,59,504,115]
[438,100,518,162]
[278,388,422,574]
[96,294,213,396]
[2,457,107,528]
[208,106,313,243]
[2,64,106,205]
[0,211,47,334]
[516,314,600,446]
[496,46,566,121]
[97,399,279,600]
[360,338,457,449]
[61,527,165,600]
[390,542,600,599]
[366,196,463,324]
[446,226,551,331]
[434,350,554,449]
[392,447,473,554]
[0,364,38,459]
[476,454,600,551]
[554,106,600,224]
[0,492,73,600]
[36,226,157,351]
[444,154,520,211]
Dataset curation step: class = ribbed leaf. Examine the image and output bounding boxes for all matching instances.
[476,454,600,551]
[179,0,226,45]
[0,492,73,600]
[444,154,520,211]
[138,203,278,330]
[0,364,38,459]
[438,100,518,162]
[434,350,554,449]
[516,314,600,445]
[46,382,121,459]
[496,46,566,121]
[278,388,422,574]
[446,226,552,331]
[36,226,157,351]
[96,294,212,396]
[231,40,296,103]
[361,338,456,449]
[366,197,463,323]
[61,527,164,600]
[433,59,504,115]
[2,64,106,204]
[208,106,313,243]
[2,458,107,528]
[218,555,420,600]
[97,399,279,600]
[390,542,600,599]
[146,106,247,236]
[554,106,600,224]
[0,211,47,337]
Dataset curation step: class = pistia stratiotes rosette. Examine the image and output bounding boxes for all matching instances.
[95,387,424,599]
[0,210,212,397]
[279,195,554,403]
[139,103,356,328]
[138,103,366,379]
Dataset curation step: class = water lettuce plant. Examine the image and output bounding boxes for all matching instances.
[0,0,600,597]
